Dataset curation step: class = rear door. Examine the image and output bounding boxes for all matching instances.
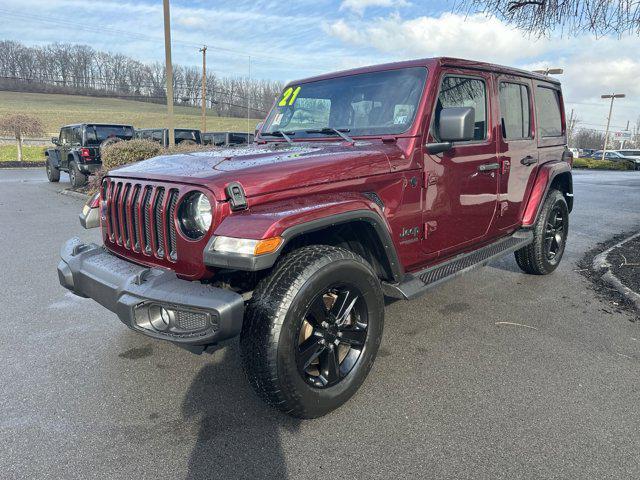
[422,71,499,257]
[493,76,538,230]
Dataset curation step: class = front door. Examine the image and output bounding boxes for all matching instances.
[493,76,538,230]
[58,127,71,170]
[422,72,499,257]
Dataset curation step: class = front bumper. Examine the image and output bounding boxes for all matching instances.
[57,238,245,346]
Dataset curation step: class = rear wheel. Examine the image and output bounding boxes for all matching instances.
[69,161,87,187]
[240,245,384,418]
[45,158,60,182]
[515,189,568,275]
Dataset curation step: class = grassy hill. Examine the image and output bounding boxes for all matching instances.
[0,91,261,136]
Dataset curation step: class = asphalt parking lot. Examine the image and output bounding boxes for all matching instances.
[1,168,639,479]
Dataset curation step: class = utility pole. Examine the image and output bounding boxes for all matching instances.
[621,120,630,149]
[567,108,574,146]
[199,45,207,134]
[247,55,251,139]
[601,93,625,161]
[162,0,175,147]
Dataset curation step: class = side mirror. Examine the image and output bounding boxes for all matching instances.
[255,121,264,137]
[52,137,60,145]
[439,106,475,142]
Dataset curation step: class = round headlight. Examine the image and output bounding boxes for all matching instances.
[178,191,212,239]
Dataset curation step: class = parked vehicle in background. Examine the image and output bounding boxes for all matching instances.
[568,147,580,158]
[591,150,637,167]
[615,149,640,170]
[202,131,254,147]
[45,123,134,187]
[135,128,202,147]
[580,148,596,158]
[58,57,573,418]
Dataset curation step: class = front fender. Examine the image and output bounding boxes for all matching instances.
[45,149,60,167]
[522,161,572,227]
[204,193,402,281]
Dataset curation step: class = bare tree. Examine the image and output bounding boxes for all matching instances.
[0,113,45,164]
[457,0,640,36]
[0,40,283,119]
[573,128,606,150]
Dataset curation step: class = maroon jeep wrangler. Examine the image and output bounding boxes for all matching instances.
[58,57,572,418]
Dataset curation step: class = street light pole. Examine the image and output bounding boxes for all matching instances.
[163,0,175,147]
[601,93,625,161]
[199,45,207,134]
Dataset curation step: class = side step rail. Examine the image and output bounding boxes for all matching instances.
[383,229,533,300]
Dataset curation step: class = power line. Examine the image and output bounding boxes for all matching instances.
[0,84,269,115]
[0,75,274,104]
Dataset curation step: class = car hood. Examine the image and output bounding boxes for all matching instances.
[110,141,397,199]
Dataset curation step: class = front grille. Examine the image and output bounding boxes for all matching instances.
[104,180,179,262]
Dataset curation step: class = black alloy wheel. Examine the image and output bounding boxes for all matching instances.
[544,206,566,261]
[296,285,368,388]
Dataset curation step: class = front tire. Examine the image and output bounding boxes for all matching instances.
[515,189,569,275]
[69,161,87,187]
[240,245,384,418]
[45,158,60,182]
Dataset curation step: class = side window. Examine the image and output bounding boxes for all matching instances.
[535,86,562,137]
[72,127,82,145]
[60,128,70,145]
[437,76,487,141]
[499,82,531,140]
[152,130,163,142]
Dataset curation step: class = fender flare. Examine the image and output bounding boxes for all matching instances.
[68,151,80,166]
[522,161,572,227]
[45,149,60,168]
[203,195,403,282]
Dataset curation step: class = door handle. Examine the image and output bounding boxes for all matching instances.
[478,162,500,172]
[521,155,537,166]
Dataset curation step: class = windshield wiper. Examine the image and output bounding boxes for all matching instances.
[261,130,295,144]
[304,128,354,143]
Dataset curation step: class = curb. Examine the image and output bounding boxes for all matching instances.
[593,232,640,311]
[58,188,90,200]
[0,164,45,169]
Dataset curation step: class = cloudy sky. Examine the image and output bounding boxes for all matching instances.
[1,0,639,131]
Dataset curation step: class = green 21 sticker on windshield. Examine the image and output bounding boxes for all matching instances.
[278,86,301,106]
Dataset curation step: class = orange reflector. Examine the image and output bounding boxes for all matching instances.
[254,237,282,255]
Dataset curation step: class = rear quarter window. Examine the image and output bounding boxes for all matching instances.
[535,86,562,137]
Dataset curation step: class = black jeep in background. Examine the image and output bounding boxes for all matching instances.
[45,123,134,187]
[202,131,254,147]
[134,128,202,147]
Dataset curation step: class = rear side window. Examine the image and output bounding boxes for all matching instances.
[499,82,531,140]
[536,87,562,137]
[72,127,82,144]
[437,76,487,141]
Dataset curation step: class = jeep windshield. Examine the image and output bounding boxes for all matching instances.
[262,67,427,139]
[85,125,134,144]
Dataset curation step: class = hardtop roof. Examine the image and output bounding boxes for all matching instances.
[287,57,561,87]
